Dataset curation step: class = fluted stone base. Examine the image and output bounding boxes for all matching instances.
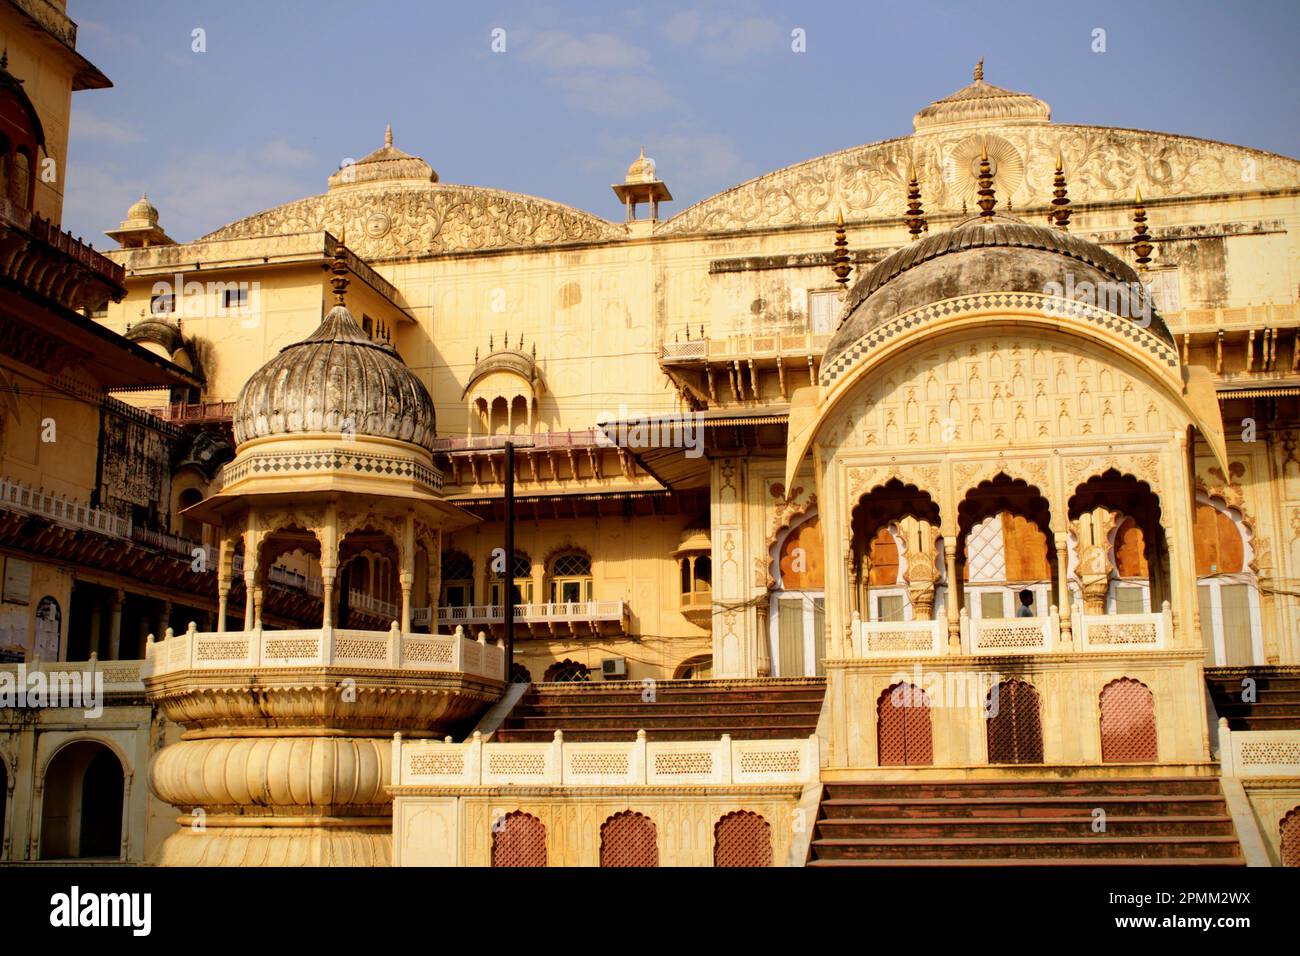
[156,820,391,866]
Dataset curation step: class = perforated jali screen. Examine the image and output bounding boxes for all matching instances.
[877,683,933,766]
[1099,678,1157,762]
[491,811,547,867]
[600,811,659,867]
[986,680,1043,764]
[713,811,773,867]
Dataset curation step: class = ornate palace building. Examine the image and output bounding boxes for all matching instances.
[1,8,1299,864]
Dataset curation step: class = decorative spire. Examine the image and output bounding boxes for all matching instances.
[904,162,927,240]
[1131,186,1153,269]
[385,124,393,148]
[976,138,996,219]
[329,232,350,304]
[1051,151,1071,231]
[973,57,984,82]
[831,208,852,287]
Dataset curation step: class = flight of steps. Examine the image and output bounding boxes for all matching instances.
[807,776,1243,866]
[491,678,825,742]
[1205,666,1300,730]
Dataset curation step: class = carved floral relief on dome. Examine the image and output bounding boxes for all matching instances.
[201,184,621,259]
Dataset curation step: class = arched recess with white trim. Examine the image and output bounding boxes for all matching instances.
[1193,494,1264,665]
[767,510,825,677]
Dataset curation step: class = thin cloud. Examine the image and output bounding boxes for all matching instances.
[554,73,674,117]
[69,111,142,144]
[523,31,651,70]
[661,13,784,62]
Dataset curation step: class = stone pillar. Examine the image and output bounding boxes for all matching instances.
[243,514,261,632]
[108,589,124,661]
[217,533,234,632]
[157,599,173,640]
[400,512,416,632]
[1168,436,1201,650]
[319,504,339,629]
[1054,533,1073,644]
[944,538,960,650]
[252,588,263,629]
[88,600,103,661]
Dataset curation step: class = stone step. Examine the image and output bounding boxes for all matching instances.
[806,857,1246,867]
[809,835,1242,861]
[512,698,827,714]
[508,711,821,729]
[822,776,1222,800]
[814,815,1236,839]
[818,795,1230,819]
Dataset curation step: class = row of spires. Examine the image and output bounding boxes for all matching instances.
[831,140,1156,287]
[474,331,537,366]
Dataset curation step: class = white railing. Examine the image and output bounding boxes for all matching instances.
[1077,605,1171,651]
[0,655,146,694]
[436,601,626,625]
[143,623,506,682]
[659,340,708,361]
[0,475,130,538]
[392,731,819,788]
[965,608,1058,655]
[852,613,944,657]
[1218,721,1300,777]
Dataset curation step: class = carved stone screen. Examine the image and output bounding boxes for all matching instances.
[1099,678,1157,762]
[877,682,933,766]
[713,811,773,867]
[491,811,547,867]
[986,680,1043,764]
[599,811,659,867]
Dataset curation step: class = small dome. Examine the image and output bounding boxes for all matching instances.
[233,303,437,451]
[825,214,1172,369]
[625,146,658,184]
[913,60,1050,132]
[126,193,159,224]
[327,124,438,189]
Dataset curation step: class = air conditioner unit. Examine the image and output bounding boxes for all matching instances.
[601,657,627,679]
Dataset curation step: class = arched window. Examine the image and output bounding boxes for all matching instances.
[1281,806,1300,867]
[769,514,825,678]
[713,811,772,867]
[1109,516,1151,613]
[600,811,658,867]
[1193,498,1261,665]
[543,659,590,683]
[1099,678,1157,762]
[34,596,61,661]
[177,487,204,542]
[9,148,30,208]
[965,512,1051,619]
[491,811,547,867]
[877,682,933,766]
[673,654,712,680]
[441,551,474,607]
[865,525,907,621]
[548,551,592,604]
[40,741,124,860]
[510,662,532,684]
[986,680,1043,764]
[490,551,532,607]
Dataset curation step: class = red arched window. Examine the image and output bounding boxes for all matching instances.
[491,811,546,867]
[600,811,658,867]
[1099,678,1157,762]
[877,682,933,766]
[986,680,1043,764]
[713,810,772,867]
[1281,806,1300,868]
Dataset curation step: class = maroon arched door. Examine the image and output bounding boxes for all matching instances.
[491,811,547,867]
[877,682,933,766]
[713,811,772,867]
[1099,678,1157,762]
[986,680,1043,764]
[600,810,658,867]
[1281,807,1300,867]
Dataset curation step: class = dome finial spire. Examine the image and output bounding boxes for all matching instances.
[904,161,927,240]
[973,57,984,82]
[1051,151,1072,232]
[976,138,996,219]
[329,231,350,304]
[831,207,852,288]
[385,124,393,148]
[1131,186,1153,269]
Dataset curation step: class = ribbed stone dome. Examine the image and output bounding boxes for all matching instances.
[825,214,1172,370]
[233,304,436,451]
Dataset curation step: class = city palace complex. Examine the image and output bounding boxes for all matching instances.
[1,1,1299,868]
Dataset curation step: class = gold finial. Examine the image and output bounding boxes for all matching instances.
[976,138,996,219]
[973,57,984,82]
[385,124,393,148]
[1131,186,1153,269]
[1051,151,1071,231]
[329,232,350,304]
[831,208,852,288]
[904,161,927,240]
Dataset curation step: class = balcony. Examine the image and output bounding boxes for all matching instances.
[0,475,130,538]
[0,196,125,312]
[435,601,629,639]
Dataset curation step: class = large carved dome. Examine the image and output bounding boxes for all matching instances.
[824,213,1173,369]
[233,303,437,452]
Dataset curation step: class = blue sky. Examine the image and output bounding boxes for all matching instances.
[64,0,1300,245]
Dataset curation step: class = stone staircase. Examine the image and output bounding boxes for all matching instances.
[807,776,1243,865]
[491,677,825,742]
[1205,666,1300,730]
